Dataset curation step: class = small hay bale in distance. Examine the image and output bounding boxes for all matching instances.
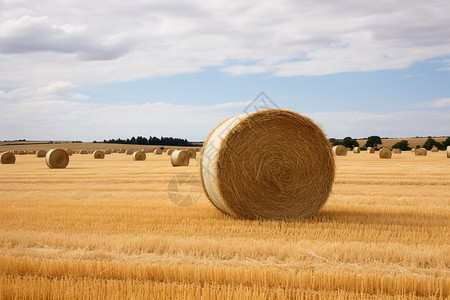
[379,148,392,159]
[80,149,88,154]
[1,152,16,164]
[45,149,69,169]
[167,149,174,155]
[367,147,375,154]
[201,109,335,220]
[411,148,416,153]
[353,147,360,154]
[125,149,133,155]
[393,149,402,154]
[65,149,73,156]
[36,150,47,157]
[332,145,347,156]
[104,149,112,154]
[171,150,189,166]
[18,150,26,155]
[154,148,162,155]
[93,150,105,159]
[13,150,18,154]
[431,147,439,152]
[186,148,196,158]
[132,151,146,161]
[119,148,126,153]
[415,148,427,156]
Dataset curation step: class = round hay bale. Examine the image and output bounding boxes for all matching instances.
[201,109,335,220]
[13,150,18,154]
[353,147,360,154]
[392,149,402,154]
[171,150,189,166]
[104,149,111,154]
[447,146,450,158]
[125,149,133,155]
[411,148,416,153]
[132,151,146,161]
[186,148,196,158]
[167,149,174,155]
[431,147,439,152]
[415,148,427,156]
[18,150,26,155]
[45,149,69,169]
[30,150,36,154]
[1,152,16,164]
[36,150,47,157]
[65,149,73,156]
[367,147,375,154]
[80,149,88,154]
[332,145,347,156]
[93,150,105,159]
[119,148,126,153]
[379,148,392,159]
[154,148,162,155]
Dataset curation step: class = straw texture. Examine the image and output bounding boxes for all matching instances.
[167,149,174,155]
[125,149,133,155]
[132,151,146,161]
[36,150,47,158]
[186,149,196,158]
[353,147,360,154]
[332,145,347,156]
[154,149,162,155]
[65,149,73,156]
[415,148,427,156]
[200,109,335,220]
[93,150,105,159]
[392,149,402,154]
[79,149,88,154]
[1,152,15,164]
[447,146,450,158]
[379,148,392,159]
[45,149,69,169]
[367,147,375,154]
[171,150,190,166]
[431,147,439,152]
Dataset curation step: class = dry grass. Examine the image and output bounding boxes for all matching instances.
[0,152,449,299]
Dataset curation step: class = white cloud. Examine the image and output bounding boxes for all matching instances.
[0,0,450,88]
[0,82,89,101]
[414,97,450,108]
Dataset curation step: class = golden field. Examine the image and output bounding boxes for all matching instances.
[0,150,449,299]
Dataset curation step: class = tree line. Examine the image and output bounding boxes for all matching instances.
[103,136,190,146]
[329,136,450,151]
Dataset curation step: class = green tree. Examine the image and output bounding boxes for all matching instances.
[364,136,382,148]
[422,137,442,150]
[342,137,359,148]
[442,137,450,149]
[392,140,410,150]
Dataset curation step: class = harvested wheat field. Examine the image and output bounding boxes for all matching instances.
[0,151,449,299]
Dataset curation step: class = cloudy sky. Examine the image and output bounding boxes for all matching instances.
[1,0,449,141]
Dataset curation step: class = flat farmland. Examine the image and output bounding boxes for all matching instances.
[0,151,449,299]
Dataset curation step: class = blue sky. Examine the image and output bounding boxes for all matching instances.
[1,1,449,141]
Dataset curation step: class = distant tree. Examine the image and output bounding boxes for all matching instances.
[392,140,410,150]
[332,140,344,146]
[342,137,359,148]
[364,136,382,148]
[442,137,450,149]
[422,137,443,150]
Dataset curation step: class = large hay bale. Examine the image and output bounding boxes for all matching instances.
[201,109,335,220]
[367,147,375,154]
[125,149,133,155]
[171,150,189,166]
[154,148,162,155]
[447,146,450,158]
[379,148,392,159]
[167,149,174,155]
[415,148,427,156]
[132,151,146,161]
[186,148,196,158]
[431,147,439,152]
[392,149,402,154]
[36,150,47,157]
[332,145,347,156]
[45,149,69,169]
[104,149,112,154]
[65,149,73,156]
[80,149,88,154]
[353,147,360,154]
[93,150,105,159]
[1,152,15,164]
